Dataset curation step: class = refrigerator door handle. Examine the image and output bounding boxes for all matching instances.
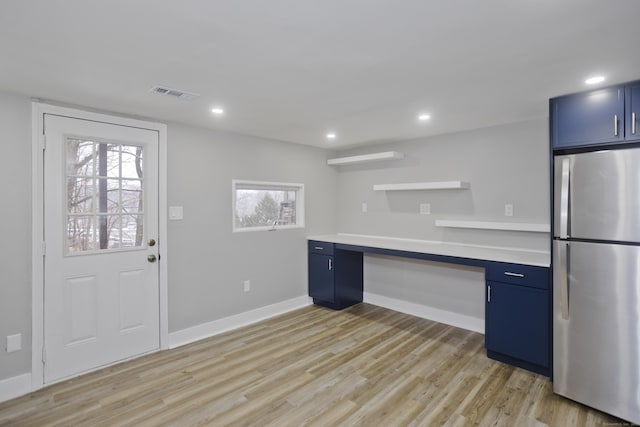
[558,242,570,320]
[559,158,570,239]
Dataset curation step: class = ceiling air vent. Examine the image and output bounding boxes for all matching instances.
[150,86,200,101]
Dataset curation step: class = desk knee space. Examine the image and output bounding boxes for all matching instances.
[307,237,551,376]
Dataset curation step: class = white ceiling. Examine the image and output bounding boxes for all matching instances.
[1,0,639,149]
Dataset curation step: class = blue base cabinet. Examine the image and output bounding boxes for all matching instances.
[307,240,550,374]
[485,262,550,376]
[308,240,363,310]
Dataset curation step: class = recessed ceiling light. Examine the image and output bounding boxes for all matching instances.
[585,76,605,85]
[418,114,431,121]
[326,133,337,140]
[211,107,224,115]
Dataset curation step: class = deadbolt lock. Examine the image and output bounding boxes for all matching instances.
[148,239,156,247]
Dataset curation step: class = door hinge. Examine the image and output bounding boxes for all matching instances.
[41,135,46,151]
[41,241,46,257]
[42,346,46,364]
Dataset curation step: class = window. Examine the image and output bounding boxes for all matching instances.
[232,180,304,232]
[66,138,145,253]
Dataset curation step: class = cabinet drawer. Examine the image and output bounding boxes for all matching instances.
[308,240,334,255]
[486,262,549,289]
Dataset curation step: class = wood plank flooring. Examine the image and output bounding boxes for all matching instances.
[0,304,625,426]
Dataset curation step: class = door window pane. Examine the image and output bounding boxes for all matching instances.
[122,215,144,247]
[67,177,95,214]
[67,216,97,252]
[65,138,144,254]
[67,139,95,177]
[121,146,143,179]
[122,180,143,213]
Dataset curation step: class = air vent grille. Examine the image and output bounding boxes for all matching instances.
[150,86,200,101]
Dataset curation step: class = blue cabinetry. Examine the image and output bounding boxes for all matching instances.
[485,262,550,376]
[625,81,640,142]
[308,240,363,310]
[551,80,640,149]
[551,85,624,149]
[307,238,550,376]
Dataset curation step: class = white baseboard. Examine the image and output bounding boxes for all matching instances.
[364,292,484,334]
[169,296,313,348]
[0,373,32,404]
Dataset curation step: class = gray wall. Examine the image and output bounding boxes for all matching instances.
[334,118,550,320]
[0,92,32,380]
[0,92,337,382]
[166,123,337,332]
[0,89,549,382]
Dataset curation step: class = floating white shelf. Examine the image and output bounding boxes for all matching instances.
[435,220,550,233]
[327,151,404,166]
[373,181,470,191]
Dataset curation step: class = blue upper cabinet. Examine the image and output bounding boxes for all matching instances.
[625,81,640,143]
[551,85,625,149]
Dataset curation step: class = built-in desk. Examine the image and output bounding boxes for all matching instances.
[307,233,551,376]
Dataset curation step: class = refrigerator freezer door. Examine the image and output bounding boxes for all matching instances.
[553,241,640,424]
[554,148,640,242]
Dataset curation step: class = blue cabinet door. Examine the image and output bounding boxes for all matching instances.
[309,254,334,303]
[551,85,624,149]
[486,281,549,368]
[626,82,640,142]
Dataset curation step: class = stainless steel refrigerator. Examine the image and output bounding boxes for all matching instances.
[553,147,640,424]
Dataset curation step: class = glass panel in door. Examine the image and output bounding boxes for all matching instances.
[66,139,145,253]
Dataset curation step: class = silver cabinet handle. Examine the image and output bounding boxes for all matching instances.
[614,114,619,136]
[314,246,324,250]
[559,158,570,239]
[487,285,491,303]
[504,272,524,278]
[633,112,637,135]
[328,258,333,271]
[558,242,570,320]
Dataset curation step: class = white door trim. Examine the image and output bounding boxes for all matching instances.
[31,102,169,391]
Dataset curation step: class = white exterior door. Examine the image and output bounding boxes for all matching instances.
[43,114,160,384]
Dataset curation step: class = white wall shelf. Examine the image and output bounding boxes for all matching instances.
[327,151,404,166]
[373,181,470,191]
[435,220,550,233]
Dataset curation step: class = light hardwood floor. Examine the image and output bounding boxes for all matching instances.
[0,304,625,426]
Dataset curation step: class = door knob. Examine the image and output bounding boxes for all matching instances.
[147,254,157,263]
[148,239,156,247]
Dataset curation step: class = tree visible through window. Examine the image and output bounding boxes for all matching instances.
[233,181,304,231]
[66,138,144,253]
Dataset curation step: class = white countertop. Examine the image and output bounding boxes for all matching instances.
[307,233,550,267]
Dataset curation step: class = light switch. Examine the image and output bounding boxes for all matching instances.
[169,206,184,220]
[362,203,368,213]
[420,203,431,215]
[6,334,21,353]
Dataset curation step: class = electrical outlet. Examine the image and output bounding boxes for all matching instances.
[6,334,21,353]
[504,204,514,217]
[243,280,251,292]
[419,203,431,215]
[362,202,368,213]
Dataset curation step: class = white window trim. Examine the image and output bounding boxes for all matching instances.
[232,179,305,232]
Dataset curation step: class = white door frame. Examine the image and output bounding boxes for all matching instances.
[31,102,169,390]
